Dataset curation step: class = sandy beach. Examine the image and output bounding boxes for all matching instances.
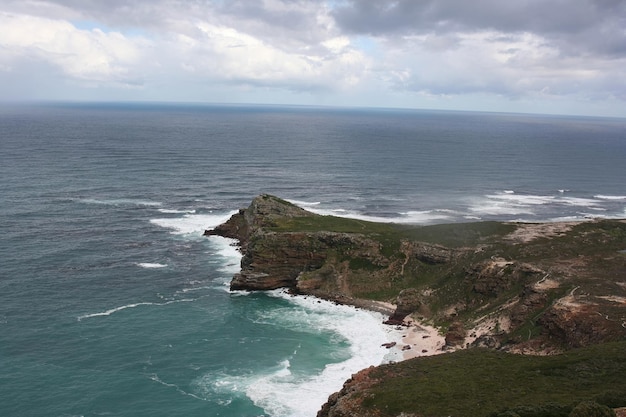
[360,300,448,362]
[373,307,447,361]
[399,320,447,359]
[385,317,447,360]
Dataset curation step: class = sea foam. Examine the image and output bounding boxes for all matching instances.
[286,199,321,207]
[77,299,194,321]
[136,262,168,269]
[150,210,238,237]
[157,208,197,214]
[307,206,451,224]
[202,290,404,417]
[206,236,242,276]
[595,194,626,200]
[79,198,163,207]
[468,191,605,218]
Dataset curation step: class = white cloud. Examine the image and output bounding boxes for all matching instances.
[0,5,369,95]
[0,1,625,116]
[0,12,147,85]
[155,19,368,92]
[367,29,626,105]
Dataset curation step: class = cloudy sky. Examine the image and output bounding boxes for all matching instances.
[1,0,625,116]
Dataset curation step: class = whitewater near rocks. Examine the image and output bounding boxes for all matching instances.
[1,103,625,417]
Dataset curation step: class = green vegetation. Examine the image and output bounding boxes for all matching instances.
[227,196,626,417]
[361,341,626,417]
[399,221,518,247]
[272,215,407,254]
[489,401,616,417]
[269,210,626,335]
[271,215,517,249]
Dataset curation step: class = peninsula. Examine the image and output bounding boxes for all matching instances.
[206,194,626,417]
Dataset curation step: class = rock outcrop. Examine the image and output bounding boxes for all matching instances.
[207,196,626,417]
[538,297,626,348]
[207,195,398,299]
[385,288,423,325]
[205,194,314,244]
[316,342,626,417]
[207,195,322,290]
[208,195,626,353]
[316,366,381,417]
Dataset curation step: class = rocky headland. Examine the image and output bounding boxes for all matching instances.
[206,194,626,417]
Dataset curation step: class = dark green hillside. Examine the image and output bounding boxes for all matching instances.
[209,195,626,417]
[325,341,626,417]
[210,195,626,352]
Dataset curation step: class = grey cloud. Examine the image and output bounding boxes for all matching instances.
[217,0,317,31]
[332,0,621,35]
[2,0,624,112]
[2,0,343,59]
[332,0,626,57]
[212,0,338,52]
[4,1,334,44]
[2,0,215,32]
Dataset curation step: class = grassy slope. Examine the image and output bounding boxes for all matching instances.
[362,341,626,417]
[271,215,517,248]
[252,204,626,415]
[272,216,626,328]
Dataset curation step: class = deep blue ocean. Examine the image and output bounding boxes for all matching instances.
[1,103,625,417]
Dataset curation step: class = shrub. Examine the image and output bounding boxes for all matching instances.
[489,403,571,417]
[569,401,616,417]
[593,391,626,409]
[490,411,521,417]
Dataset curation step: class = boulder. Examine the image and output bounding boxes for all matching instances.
[445,320,466,347]
[385,288,422,325]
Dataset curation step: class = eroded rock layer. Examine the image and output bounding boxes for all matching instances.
[207,195,626,417]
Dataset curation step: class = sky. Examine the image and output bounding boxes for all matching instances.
[1,0,625,117]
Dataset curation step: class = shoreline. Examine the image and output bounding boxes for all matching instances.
[380,313,448,362]
[398,318,447,360]
[300,295,449,362]
[281,290,448,363]
[338,297,448,362]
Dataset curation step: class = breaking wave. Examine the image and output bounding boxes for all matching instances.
[77,299,194,321]
[150,210,238,237]
[136,262,168,269]
[193,290,404,417]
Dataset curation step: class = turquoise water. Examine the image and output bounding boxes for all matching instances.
[1,103,625,416]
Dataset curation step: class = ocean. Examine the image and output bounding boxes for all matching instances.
[1,103,625,417]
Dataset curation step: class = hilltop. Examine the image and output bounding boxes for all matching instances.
[206,194,626,416]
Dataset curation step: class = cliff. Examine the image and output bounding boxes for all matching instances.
[317,341,626,417]
[206,195,626,416]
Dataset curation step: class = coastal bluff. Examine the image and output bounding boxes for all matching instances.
[207,194,626,416]
[206,194,323,291]
[205,194,462,315]
[206,194,626,350]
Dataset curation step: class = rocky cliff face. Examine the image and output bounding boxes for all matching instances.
[207,195,327,290]
[316,342,626,417]
[316,366,381,417]
[207,195,626,353]
[207,196,458,317]
[206,194,390,295]
[208,195,626,416]
[206,194,314,244]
